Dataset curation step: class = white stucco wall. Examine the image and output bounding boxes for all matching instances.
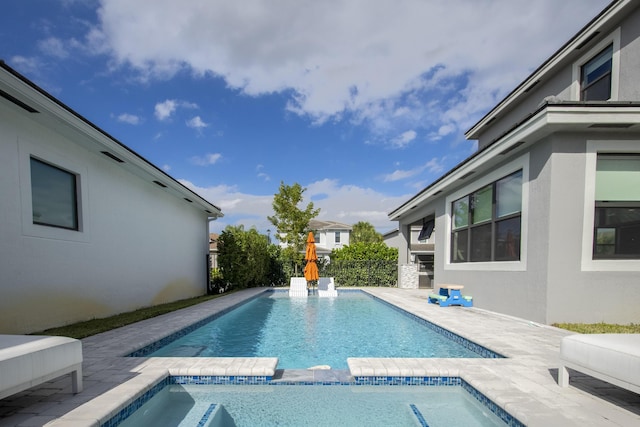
[0,101,210,334]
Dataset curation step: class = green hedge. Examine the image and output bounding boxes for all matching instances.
[322,260,397,287]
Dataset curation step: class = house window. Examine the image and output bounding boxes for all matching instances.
[335,232,340,243]
[581,44,613,101]
[30,157,79,230]
[593,154,640,259]
[451,170,522,263]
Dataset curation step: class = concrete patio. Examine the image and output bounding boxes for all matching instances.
[0,287,638,426]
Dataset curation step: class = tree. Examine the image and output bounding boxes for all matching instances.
[350,221,383,244]
[267,182,319,274]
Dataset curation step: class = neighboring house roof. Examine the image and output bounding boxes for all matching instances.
[0,60,223,218]
[382,229,399,239]
[309,219,352,231]
[388,0,640,221]
[209,233,219,252]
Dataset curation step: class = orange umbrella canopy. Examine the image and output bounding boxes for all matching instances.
[305,232,318,261]
[304,232,319,281]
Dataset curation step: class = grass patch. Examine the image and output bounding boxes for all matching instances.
[34,293,230,339]
[553,322,640,334]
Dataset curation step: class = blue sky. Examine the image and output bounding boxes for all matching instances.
[1,0,610,235]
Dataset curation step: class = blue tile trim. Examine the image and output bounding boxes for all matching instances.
[172,375,272,385]
[461,379,526,427]
[100,375,524,427]
[351,376,462,386]
[364,292,505,359]
[127,291,268,357]
[197,404,217,427]
[410,404,430,427]
[101,376,171,427]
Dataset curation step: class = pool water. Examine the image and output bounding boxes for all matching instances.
[147,292,482,368]
[117,384,509,427]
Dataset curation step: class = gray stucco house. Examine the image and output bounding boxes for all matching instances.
[389,0,640,324]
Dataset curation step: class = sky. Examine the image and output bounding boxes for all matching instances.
[1,0,611,235]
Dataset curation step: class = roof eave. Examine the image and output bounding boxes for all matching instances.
[465,0,631,140]
[389,103,640,221]
[0,61,223,218]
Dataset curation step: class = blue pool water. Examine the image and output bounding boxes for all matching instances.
[146,291,487,369]
[115,383,513,427]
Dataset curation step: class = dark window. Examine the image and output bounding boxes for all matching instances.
[30,157,79,230]
[451,170,522,263]
[495,217,521,261]
[335,231,340,243]
[581,44,612,101]
[418,219,434,241]
[593,154,640,259]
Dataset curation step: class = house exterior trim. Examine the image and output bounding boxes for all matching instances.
[465,0,634,139]
[0,61,222,218]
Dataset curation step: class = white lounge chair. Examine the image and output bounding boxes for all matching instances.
[0,335,83,400]
[558,333,640,394]
[289,277,309,297]
[317,277,337,297]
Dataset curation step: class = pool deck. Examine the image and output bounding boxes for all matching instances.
[0,287,638,426]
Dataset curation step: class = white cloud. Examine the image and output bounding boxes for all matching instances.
[154,99,198,121]
[191,153,222,166]
[256,164,270,181]
[154,99,177,121]
[180,178,410,233]
[91,0,608,139]
[116,113,140,125]
[305,179,410,229]
[186,115,209,130]
[382,158,446,182]
[9,56,40,75]
[38,37,69,59]
[389,130,417,149]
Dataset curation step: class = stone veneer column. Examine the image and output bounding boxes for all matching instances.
[398,264,419,289]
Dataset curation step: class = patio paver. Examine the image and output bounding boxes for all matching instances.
[0,287,638,426]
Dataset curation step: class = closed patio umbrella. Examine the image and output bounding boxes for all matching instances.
[304,232,319,287]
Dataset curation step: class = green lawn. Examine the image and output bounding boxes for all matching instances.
[553,322,640,334]
[33,293,228,339]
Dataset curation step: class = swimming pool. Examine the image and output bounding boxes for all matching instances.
[109,378,523,427]
[140,291,499,368]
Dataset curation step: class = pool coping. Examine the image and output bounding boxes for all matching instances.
[45,288,526,426]
[49,369,526,427]
[5,287,639,427]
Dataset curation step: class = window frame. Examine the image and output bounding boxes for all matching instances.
[582,141,640,271]
[30,157,80,231]
[445,154,529,272]
[19,139,90,242]
[450,170,523,264]
[571,28,620,102]
[335,231,340,244]
[580,44,613,101]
